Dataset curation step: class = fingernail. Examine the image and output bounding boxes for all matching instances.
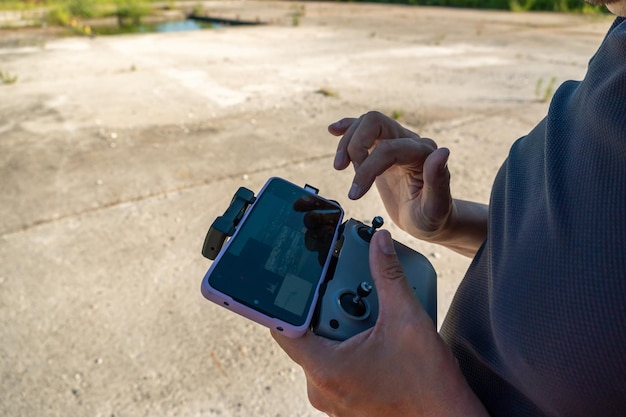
[348,183,360,200]
[378,230,396,255]
[441,149,450,172]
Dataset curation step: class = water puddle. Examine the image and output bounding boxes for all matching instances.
[88,16,264,36]
[89,18,220,36]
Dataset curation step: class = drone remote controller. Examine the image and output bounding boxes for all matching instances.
[200,178,436,340]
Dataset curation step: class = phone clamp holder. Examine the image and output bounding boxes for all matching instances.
[202,187,255,260]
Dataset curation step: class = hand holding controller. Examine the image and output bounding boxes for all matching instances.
[200,178,436,340]
[313,217,437,340]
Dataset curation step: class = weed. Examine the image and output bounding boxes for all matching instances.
[535,76,557,102]
[315,87,338,98]
[0,70,18,85]
[509,0,536,12]
[292,4,305,27]
[66,18,93,35]
[543,76,557,102]
[391,109,404,121]
[534,78,543,97]
[191,3,204,16]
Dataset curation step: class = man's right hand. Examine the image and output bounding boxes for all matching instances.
[271,230,490,417]
[329,111,488,257]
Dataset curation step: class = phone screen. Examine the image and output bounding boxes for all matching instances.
[208,178,343,326]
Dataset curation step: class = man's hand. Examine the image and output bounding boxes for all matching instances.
[271,230,489,417]
[329,111,488,257]
[329,111,453,243]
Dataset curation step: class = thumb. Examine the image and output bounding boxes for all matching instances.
[369,230,426,327]
[422,147,452,229]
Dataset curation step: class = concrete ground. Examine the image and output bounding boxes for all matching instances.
[0,1,615,416]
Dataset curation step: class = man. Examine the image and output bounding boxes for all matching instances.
[272,1,626,416]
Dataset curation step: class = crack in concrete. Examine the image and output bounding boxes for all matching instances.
[1,154,334,237]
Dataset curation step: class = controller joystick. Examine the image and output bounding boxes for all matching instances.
[339,282,373,317]
[358,216,384,242]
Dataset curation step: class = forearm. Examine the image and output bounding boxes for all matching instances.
[429,199,489,258]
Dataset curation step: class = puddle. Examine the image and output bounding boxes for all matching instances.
[88,16,265,36]
[90,18,221,36]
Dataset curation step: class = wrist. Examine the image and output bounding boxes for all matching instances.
[414,199,488,257]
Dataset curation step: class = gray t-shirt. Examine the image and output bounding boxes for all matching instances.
[440,17,626,417]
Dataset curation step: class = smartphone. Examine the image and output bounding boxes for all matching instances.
[201,177,344,338]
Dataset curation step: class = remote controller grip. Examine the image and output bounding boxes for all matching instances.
[313,219,437,341]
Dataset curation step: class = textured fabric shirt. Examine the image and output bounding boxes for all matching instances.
[440,17,626,417]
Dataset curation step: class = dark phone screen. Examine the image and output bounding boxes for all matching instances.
[208,178,343,326]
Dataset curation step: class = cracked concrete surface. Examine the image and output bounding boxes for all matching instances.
[0,2,615,416]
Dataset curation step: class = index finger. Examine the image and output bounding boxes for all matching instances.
[335,111,419,170]
[349,137,437,199]
[335,112,383,169]
[328,117,358,137]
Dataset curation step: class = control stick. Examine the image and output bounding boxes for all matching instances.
[339,281,373,317]
[358,216,384,242]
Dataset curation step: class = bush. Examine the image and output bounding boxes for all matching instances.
[45,0,102,26]
[339,0,607,12]
[115,0,151,26]
[47,5,73,26]
[68,0,97,18]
